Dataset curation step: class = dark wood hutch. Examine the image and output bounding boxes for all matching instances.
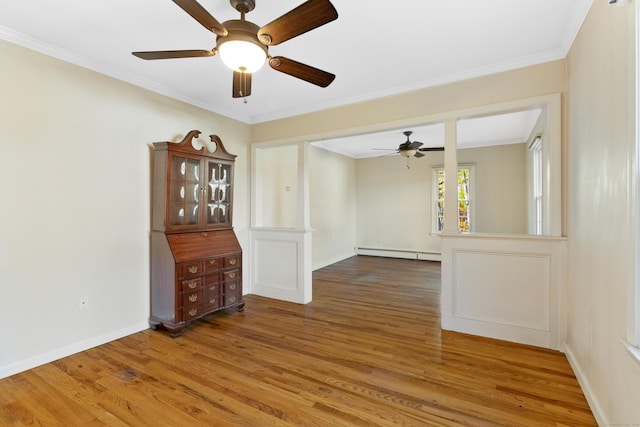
[150,130,244,337]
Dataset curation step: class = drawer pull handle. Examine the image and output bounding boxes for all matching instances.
[228,296,236,303]
[188,266,198,274]
[229,258,236,265]
[229,283,236,290]
[188,308,197,316]
[208,259,217,265]
[209,286,217,291]
[209,298,216,304]
[228,272,236,279]
[189,294,198,302]
[188,281,198,289]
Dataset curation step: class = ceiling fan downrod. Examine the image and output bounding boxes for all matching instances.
[403,130,413,142]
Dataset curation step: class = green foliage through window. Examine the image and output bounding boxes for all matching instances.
[436,168,470,232]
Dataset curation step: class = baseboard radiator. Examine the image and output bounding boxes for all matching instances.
[355,247,441,262]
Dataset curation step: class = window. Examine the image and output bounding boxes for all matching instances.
[529,136,543,235]
[433,165,474,233]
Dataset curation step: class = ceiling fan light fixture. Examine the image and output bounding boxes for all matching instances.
[217,19,267,73]
[400,149,416,158]
[218,39,266,72]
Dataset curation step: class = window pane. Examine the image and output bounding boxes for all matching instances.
[437,201,445,232]
[434,167,472,233]
[458,200,470,232]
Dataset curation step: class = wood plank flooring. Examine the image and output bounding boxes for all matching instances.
[0,256,596,426]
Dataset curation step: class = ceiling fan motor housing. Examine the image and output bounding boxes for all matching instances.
[217,20,266,51]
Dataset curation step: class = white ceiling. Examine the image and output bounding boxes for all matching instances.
[0,0,591,126]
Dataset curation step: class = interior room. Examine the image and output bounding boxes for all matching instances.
[1,0,639,424]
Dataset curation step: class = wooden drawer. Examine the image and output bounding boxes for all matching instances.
[204,256,222,273]
[181,261,203,278]
[223,280,241,306]
[204,293,221,311]
[181,304,202,321]
[181,286,202,321]
[182,289,202,306]
[204,280,219,295]
[204,280,220,311]
[180,277,202,292]
[224,253,241,268]
[223,269,240,282]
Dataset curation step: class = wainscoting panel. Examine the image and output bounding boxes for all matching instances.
[249,228,312,304]
[441,234,566,350]
[453,250,549,330]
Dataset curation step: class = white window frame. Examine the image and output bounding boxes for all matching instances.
[529,135,543,235]
[432,164,475,234]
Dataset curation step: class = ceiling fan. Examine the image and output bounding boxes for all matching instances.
[376,131,445,158]
[132,0,338,99]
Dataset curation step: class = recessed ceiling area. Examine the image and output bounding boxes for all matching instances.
[312,109,543,159]
[0,1,591,124]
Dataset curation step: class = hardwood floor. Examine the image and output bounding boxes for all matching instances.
[0,256,596,426]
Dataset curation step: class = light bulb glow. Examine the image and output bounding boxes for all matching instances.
[400,149,417,157]
[218,40,266,73]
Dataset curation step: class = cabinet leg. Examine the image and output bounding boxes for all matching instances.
[237,301,245,312]
[150,321,187,338]
[149,320,161,330]
[167,325,187,338]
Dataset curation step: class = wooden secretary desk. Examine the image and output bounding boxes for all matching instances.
[150,130,244,337]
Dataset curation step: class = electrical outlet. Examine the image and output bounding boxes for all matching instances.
[79,296,89,311]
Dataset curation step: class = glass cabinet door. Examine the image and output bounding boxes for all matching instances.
[205,161,232,227]
[169,156,201,227]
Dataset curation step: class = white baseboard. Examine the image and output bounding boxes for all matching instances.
[0,321,149,379]
[356,247,441,262]
[312,253,357,271]
[564,343,606,426]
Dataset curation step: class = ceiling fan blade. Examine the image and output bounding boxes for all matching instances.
[418,147,445,152]
[172,0,228,36]
[132,49,215,60]
[258,0,338,46]
[232,71,252,98]
[269,57,335,87]
[414,152,425,158]
[408,141,423,149]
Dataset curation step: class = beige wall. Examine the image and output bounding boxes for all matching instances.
[0,39,251,376]
[458,143,528,234]
[251,60,565,144]
[354,143,527,255]
[309,146,357,269]
[565,1,640,424]
[356,152,442,255]
[254,145,298,228]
